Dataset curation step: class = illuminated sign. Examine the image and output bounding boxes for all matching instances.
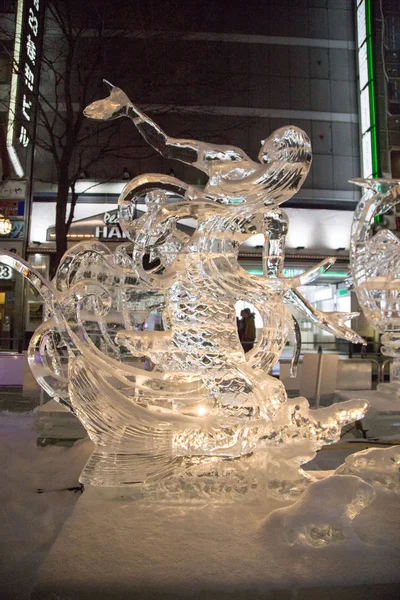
[0,264,13,280]
[46,208,193,242]
[46,210,128,241]
[356,0,378,178]
[0,220,24,240]
[248,269,306,278]
[7,0,45,178]
[0,201,25,217]
[247,268,348,280]
[283,268,305,278]
[95,211,128,240]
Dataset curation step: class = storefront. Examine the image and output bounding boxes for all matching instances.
[0,183,26,350]
[0,181,365,351]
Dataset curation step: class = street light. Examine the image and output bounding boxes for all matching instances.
[0,214,12,236]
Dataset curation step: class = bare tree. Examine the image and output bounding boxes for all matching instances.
[1,0,248,269]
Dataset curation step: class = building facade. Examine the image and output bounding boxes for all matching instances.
[1,0,365,351]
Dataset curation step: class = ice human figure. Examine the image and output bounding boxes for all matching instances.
[85,83,365,342]
[350,179,400,400]
[0,83,368,491]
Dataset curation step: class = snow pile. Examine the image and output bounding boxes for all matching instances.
[335,446,400,493]
[1,411,400,599]
[0,412,92,600]
[32,479,400,597]
[257,475,376,547]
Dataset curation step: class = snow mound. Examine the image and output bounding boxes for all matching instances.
[0,412,92,600]
[257,474,375,547]
[335,446,400,493]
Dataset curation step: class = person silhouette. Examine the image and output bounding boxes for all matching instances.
[240,308,256,353]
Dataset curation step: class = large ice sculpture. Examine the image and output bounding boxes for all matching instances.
[0,83,368,491]
[350,179,400,399]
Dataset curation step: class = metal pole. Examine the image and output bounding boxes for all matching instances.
[17,141,35,353]
[314,345,323,408]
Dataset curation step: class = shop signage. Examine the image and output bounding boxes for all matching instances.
[0,200,25,217]
[6,0,45,178]
[0,180,26,199]
[283,268,305,278]
[0,264,13,280]
[46,209,132,242]
[46,207,193,243]
[95,211,127,239]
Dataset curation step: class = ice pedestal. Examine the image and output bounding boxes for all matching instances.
[31,484,400,600]
[34,400,87,443]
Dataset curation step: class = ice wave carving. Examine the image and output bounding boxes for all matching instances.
[350,179,400,400]
[257,475,376,547]
[0,83,367,490]
[336,446,400,493]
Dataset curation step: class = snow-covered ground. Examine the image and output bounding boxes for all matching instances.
[0,412,92,600]
[1,411,400,599]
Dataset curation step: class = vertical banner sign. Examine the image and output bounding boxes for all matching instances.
[356,0,379,178]
[6,0,45,178]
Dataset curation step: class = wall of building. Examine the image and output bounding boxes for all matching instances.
[29,0,361,207]
[0,0,364,352]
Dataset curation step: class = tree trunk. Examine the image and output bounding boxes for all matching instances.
[54,176,70,276]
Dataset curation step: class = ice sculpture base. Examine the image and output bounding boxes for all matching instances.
[34,400,87,443]
[32,484,400,600]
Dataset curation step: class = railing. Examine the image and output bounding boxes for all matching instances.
[0,336,30,353]
[380,358,393,383]
[0,335,394,383]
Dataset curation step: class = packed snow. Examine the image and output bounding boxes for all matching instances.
[1,411,400,599]
[0,412,92,600]
[33,478,400,599]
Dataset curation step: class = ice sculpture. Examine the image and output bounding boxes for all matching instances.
[350,179,400,399]
[257,475,376,547]
[0,83,368,492]
[336,446,400,493]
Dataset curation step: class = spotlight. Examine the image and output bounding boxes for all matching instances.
[0,214,12,236]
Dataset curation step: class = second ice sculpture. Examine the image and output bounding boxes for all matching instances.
[350,179,400,400]
[0,83,368,492]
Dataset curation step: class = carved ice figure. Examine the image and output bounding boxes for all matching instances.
[336,446,400,493]
[257,397,368,500]
[350,179,400,399]
[0,83,367,490]
[257,475,376,547]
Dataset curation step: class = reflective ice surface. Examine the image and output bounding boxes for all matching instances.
[258,475,376,547]
[350,179,400,399]
[336,446,400,493]
[0,84,367,490]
